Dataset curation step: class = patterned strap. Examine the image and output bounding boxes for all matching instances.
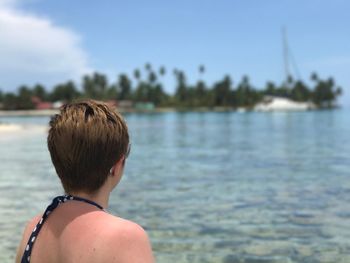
[21,195,104,263]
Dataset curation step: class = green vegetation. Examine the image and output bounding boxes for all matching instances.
[0,64,342,110]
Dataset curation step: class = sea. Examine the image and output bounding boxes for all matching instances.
[0,110,350,263]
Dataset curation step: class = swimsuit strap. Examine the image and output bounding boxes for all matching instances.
[21,195,104,263]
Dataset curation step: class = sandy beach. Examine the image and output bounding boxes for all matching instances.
[0,109,59,117]
[0,123,23,132]
[0,123,47,136]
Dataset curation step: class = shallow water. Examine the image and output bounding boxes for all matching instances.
[1,110,350,262]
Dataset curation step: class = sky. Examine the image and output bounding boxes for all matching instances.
[0,0,349,106]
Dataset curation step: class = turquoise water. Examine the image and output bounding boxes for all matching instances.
[1,110,350,263]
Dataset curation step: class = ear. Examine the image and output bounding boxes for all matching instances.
[110,156,125,176]
[116,155,125,167]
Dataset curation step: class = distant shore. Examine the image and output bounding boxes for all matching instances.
[0,107,238,117]
[0,105,339,117]
[0,109,59,117]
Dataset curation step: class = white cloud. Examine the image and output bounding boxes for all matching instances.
[0,1,91,90]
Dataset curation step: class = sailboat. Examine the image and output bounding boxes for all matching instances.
[254,28,316,111]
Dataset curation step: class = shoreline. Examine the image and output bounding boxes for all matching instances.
[0,109,59,117]
[0,107,235,117]
[0,123,23,132]
[0,106,339,117]
[0,123,47,133]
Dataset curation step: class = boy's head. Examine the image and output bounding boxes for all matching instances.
[47,99,129,194]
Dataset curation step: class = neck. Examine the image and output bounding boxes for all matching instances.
[68,185,110,209]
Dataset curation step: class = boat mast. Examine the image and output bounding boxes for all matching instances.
[282,27,302,88]
[282,26,290,85]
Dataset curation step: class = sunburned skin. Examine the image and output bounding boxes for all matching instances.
[16,150,154,263]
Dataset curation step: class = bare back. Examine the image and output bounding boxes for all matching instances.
[16,200,154,263]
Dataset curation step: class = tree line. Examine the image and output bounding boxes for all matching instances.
[0,64,342,110]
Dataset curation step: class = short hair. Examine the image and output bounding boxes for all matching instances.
[47,99,129,194]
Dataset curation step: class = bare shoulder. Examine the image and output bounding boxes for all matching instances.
[98,214,155,263]
[111,216,148,239]
[15,214,42,263]
[25,214,43,232]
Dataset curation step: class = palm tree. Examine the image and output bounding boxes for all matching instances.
[133,69,141,81]
[291,81,310,102]
[336,87,342,96]
[159,66,166,77]
[33,84,47,100]
[50,81,79,102]
[118,74,132,100]
[145,63,152,72]
[265,81,276,96]
[93,72,108,99]
[133,69,142,94]
[311,72,319,82]
[17,85,34,109]
[82,74,95,98]
[148,71,157,84]
[174,70,187,105]
[199,64,205,75]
